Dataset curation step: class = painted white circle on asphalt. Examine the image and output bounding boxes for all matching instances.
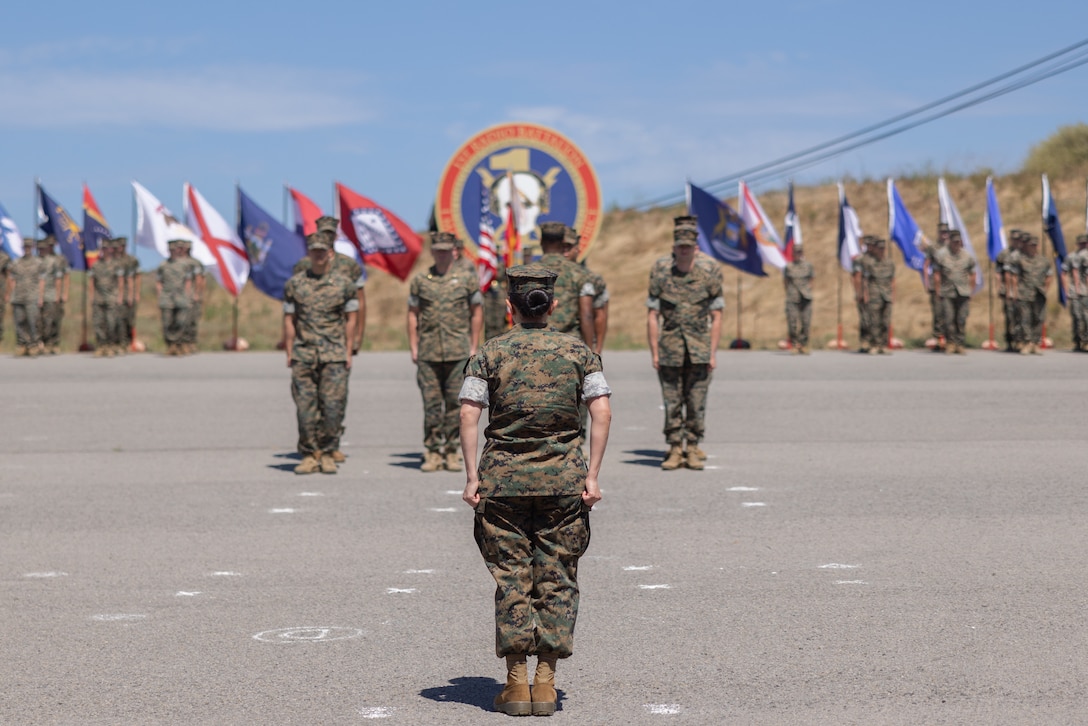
[252,627,363,643]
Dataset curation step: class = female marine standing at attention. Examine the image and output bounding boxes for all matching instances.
[459,265,612,717]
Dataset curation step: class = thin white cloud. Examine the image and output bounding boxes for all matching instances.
[0,64,375,131]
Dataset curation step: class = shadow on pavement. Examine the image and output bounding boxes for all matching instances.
[419,677,566,714]
[389,452,423,470]
[623,448,666,467]
[268,451,302,472]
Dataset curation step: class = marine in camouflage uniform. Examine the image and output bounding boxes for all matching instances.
[90,238,126,356]
[292,216,367,353]
[933,230,976,353]
[118,239,140,347]
[459,265,612,717]
[482,257,509,341]
[862,237,895,354]
[1010,235,1052,354]
[783,245,814,354]
[924,223,950,349]
[1063,234,1088,351]
[536,221,595,345]
[156,240,194,355]
[7,242,45,356]
[284,233,360,475]
[995,231,1023,351]
[851,241,874,352]
[563,226,608,355]
[407,232,483,472]
[647,215,724,471]
[37,237,69,355]
[0,248,10,346]
[180,240,205,354]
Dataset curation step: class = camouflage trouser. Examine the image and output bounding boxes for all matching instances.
[940,295,970,348]
[1069,296,1087,345]
[1017,294,1046,344]
[658,358,712,446]
[291,360,349,456]
[417,358,467,454]
[855,299,870,348]
[123,303,136,342]
[474,495,590,658]
[39,302,63,348]
[1001,295,1018,348]
[183,300,202,345]
[483,288,508,341]
[786,298,812,346]
[93,302,123,347]
[865,298,891,349]
[929,289,945,339]
[12,304,40,348]
[160,307,188,345]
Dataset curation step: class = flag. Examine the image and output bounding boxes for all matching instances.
[0,200,23,258]
[37,184,84,270]
[287,185,363,264]
[502,170,524,268]
[984,176,1007,262]
[738,180,787,269]
[133,181,204,258]
[1042,174,1068,306]
[937,177,984,293]
[886,179,928,272]
[184,183,250,297]
[476,178,498,292]
[783,182,801,262]
[686,182,765,277]
[238,188,306,300]
[336,182,421,281]
[82,184,111,268]
[837,183,863,271]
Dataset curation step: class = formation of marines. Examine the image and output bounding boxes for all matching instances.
[1,237,69,357]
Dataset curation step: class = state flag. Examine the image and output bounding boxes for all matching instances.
[37,183,85,270]
[336,182,421,281]
[82,184,111,268]
[184,183,250,297]
[238,188,307,300]
[686,182,765,277]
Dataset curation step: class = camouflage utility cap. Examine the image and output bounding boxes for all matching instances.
[937,222,950,232]
[431,232,457,251]
[673,215,698,242]
[563,225,580,247]
[869,237,886,247]
[949,230,962,241]
[539,221,567,244]
[1076,234,1088,245]
[306,232,332,250]
[507,264,558,294]
[315,216,339,234]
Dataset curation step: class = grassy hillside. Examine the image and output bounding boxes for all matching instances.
[6,171,1084,354]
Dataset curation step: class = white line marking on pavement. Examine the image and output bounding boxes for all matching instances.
[727,486,760,492]
[253,627,363,643]
[404,569,435,574]
[445,490,461,495]
[297,492,324,497]
[92,614,147,622]
[176,591,202,597]
[836,580,867,585]
[429,507,457,512]
[644,703,682,714]
[359,707,394,719]
[741,502,767,507]
[819,563,859,569]
[269,508,297,514]
[704,465,722,470]
[208,571,242,577]
[386,588,418,594]
[639,584,672,590]
[24,571,69,578]
[623,566,653,571]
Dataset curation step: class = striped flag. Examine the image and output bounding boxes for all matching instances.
[783,182,801,262]
[476,179,498,292]
[184,182,250,297]
[502,170,523,268]
[738,180,787,269]
[937,177,984,293]
[81,184,111,268]
[837,183,863,271]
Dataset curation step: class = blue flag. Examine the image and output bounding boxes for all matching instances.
[37,184,85,270]
[886,179,927,272]
[0,200,24,258]
[238,187,306,300]
[984,177,1006,262]
[686,182,765,277]
[1042,174,1068,306]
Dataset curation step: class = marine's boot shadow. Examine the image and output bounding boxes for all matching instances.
[419,677,565,713]
[623,448,668,467]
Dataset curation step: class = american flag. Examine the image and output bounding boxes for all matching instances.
[477,179,498,292]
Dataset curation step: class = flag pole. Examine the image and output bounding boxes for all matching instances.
[129,185,138,351]
[729,268,749,349]
[836,265,844,350]
[227,181,240,351]
[79,181,92,351]
[1040,180,1050,348]
[984,259,996,350]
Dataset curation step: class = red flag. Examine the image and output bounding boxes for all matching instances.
[81,184,110,268]
[288,187,323,237]
[336,183,421,281]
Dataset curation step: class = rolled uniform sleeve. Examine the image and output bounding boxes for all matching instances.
[459,375,489,406]
[582,371,611,401]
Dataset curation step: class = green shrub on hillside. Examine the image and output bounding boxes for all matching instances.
[1023,123,1088,177]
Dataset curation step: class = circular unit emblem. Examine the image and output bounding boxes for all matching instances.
[435,123,602,263]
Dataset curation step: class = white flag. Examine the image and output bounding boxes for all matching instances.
[184,183,250,297]
[738,180,787,269]
[838,183,863,271]
[133,181,204,259]
[937,177,984,294]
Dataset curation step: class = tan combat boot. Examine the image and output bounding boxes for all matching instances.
[445,450,463,472]
[686,443,707,461]
[531,653,558,716]
[420,451,444,473]
[331,450,346,464]
[294,455,321,475]
[319,453,338,474]
[661,445,684,471]
[494,654,531,716]
[685,447,705,470]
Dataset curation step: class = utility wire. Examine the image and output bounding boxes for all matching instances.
[638,37,1088,208]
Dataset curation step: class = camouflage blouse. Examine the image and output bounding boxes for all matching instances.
[156,258,194,309]
[784,259,814,303]
[41,254,69,304]
[409,266,483,362]
[537,253,595,334]
[293,252,367,290]
[460,325,609,497]
[935,248,976,297]
[1012,254,1053,300]
[88,257,124,298]
[284,269,359,364]
[646,255,725,366]
[863,257,896,302]
[9,255,44,305]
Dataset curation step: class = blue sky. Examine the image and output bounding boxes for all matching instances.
[2,0,1087,252]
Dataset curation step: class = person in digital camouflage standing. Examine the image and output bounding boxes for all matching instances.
[284,232,359,475]
[449,233,479,283]
[0,245,11,347]
[933,229,976,354]
[924,223,950,350]
[996,230,1023,351]
[293,216,367,355]
[482,256,508,341]
[1010,234,1052,355]
[156,240,194,356]
[563,226,608,354]
[851,237,874,352]
[178,240,205,355]
[408,232,483,472]
[37,236,69,355]
[647,215,724,471]
[7,240,45,356]
[118,237,140,349]
[459,265,611,717]
[1063,234,1088,351]
[536,221,595,346]
[862,237,895,354]
[88,237,125,357]
[783,244,814,354]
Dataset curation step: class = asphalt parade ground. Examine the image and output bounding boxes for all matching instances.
[2,349,1087,725]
